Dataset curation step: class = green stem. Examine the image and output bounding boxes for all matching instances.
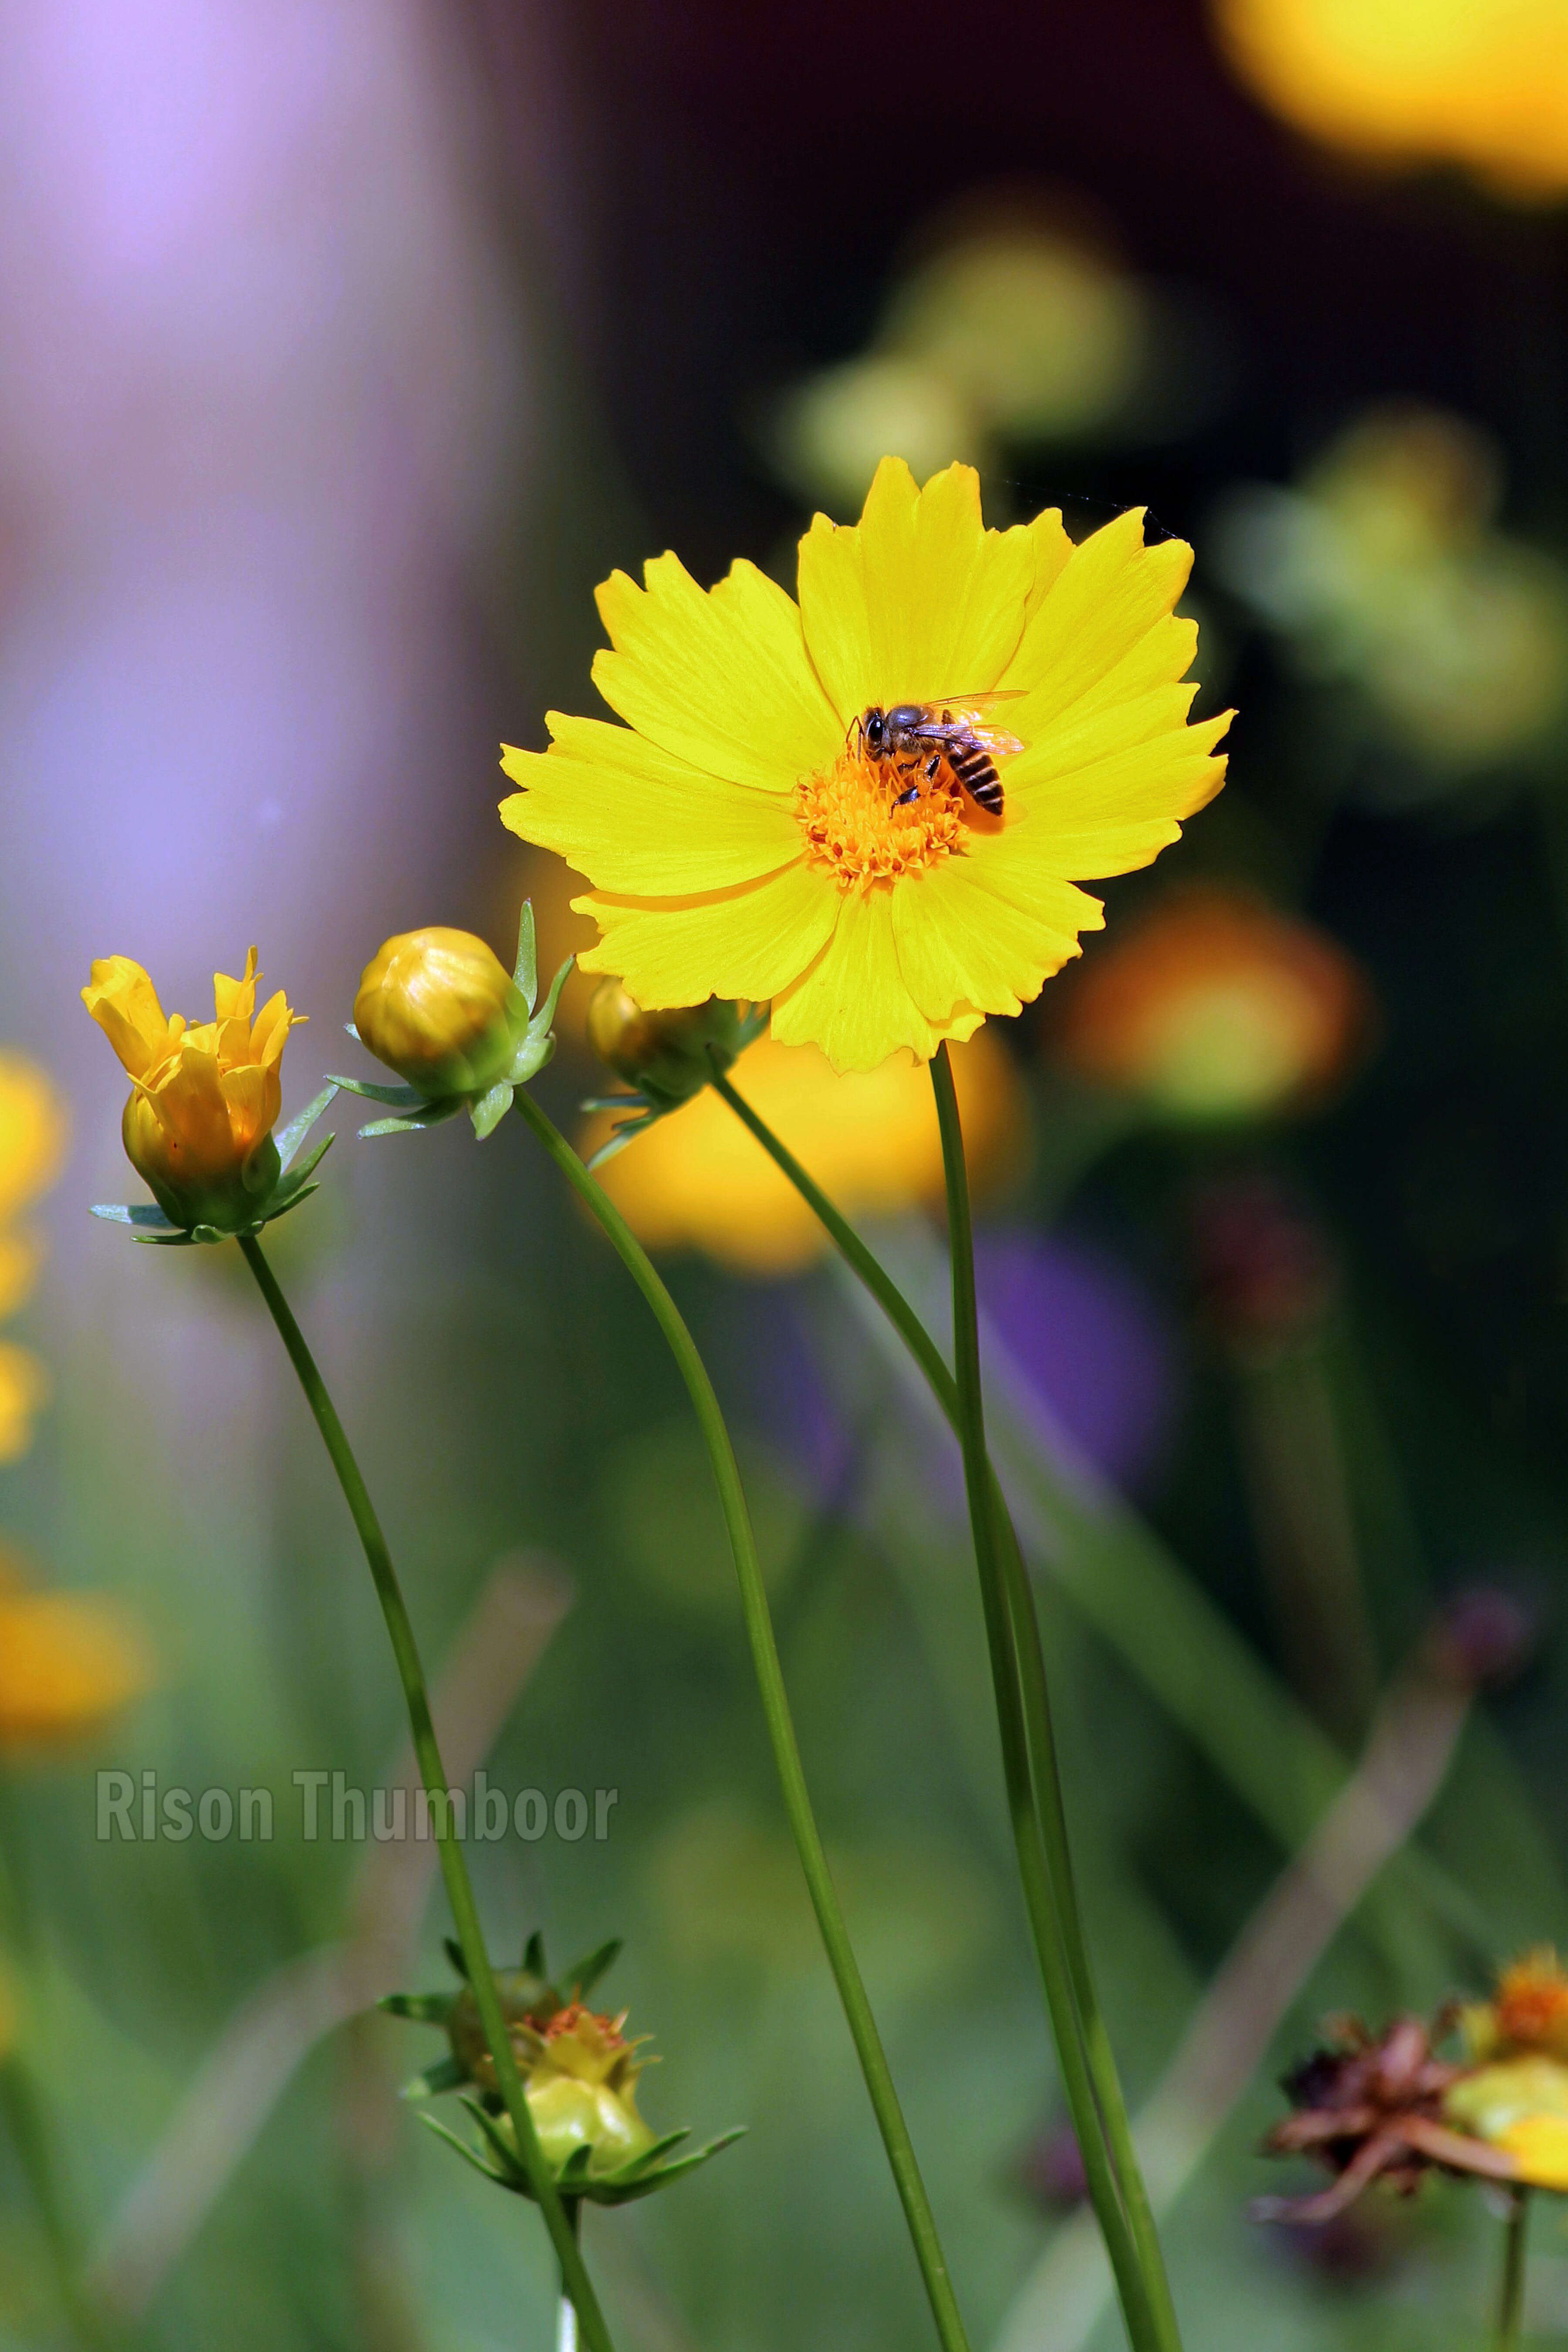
[1495,2187,1529,2352]
[510,1089,972,2352]
[714,1058,1181,2352]
[235,1234,614,2352]
[0,2059,108,2349]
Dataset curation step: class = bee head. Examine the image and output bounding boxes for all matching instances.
[860,707,887,754]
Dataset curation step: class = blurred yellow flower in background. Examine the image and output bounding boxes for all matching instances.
[0,1054,66,1463]
[0,1575,152,1751]
[502,458,1227,1073]
[1056,886,1369,1124]
[1463,1948,1568,2064]
[1213,0,1568,198]
[82,946,301,1232]
[585,1027,1024,1275]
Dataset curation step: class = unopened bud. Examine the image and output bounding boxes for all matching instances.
[586,983,760,1110]
[354,928,530,1099]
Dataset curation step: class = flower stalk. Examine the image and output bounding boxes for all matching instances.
[711,1054,1182,2352]
[233,1234,615,2352]
[1495,2187,1530,2352]
[509,1085,973,2352]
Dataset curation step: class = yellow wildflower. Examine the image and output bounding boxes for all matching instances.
[0,1346,50,1466]
[1056,886,1369,1123]
[1497,2112,1568,2190]
[587,1028,1024,1276]
[500,458,1228,1073]
[82,948,301,1232]
[0,1053,66,1459]
[511,2003,655,2178]
[1462,1948,1568,2064]
[0,1586,152,1750]
[1212,0,1568,199]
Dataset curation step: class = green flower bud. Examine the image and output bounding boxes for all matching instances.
[354,929,531,1099]
[586,983,763,1111]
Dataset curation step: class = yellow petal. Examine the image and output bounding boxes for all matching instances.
[220,1061,278,1154]
[143,1046,236,1173]
[999,509,1195,735]
[1499,2113,1568,2190]
[0,1054,67,1225]
[251,990,297,1066]
[797,458,1035,726]
[1021,505,1074,625]
[213,946,260,1026]
[574,859,838,1008]
[0,1588,153,1748]
[81,957,175,1080]
[0,1342,49,1463]
[501,715,802,893]
[770,885,939,1069]
[1003,715,1231,882]
[891,857,1103,1026]
[591,554,841,793]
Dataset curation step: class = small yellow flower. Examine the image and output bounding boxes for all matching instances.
[1497,2112,1568,2190]
[0,1345,50,1466]
[0,1586,152,1751]
[587,1028,1024,1276]
[514,2003,655,2178]
[354,928,530,1098]
[0,1052,66,1458]
[1056,886,1369,1123]
[500,458,1228,1073]
[1213,0,1568,199]
[1463,1948,1568,2064]
[82,948,301,1233]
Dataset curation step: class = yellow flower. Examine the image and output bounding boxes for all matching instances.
[1212,0,1568,199]
[1497,2112,1568,2190]
[0,1345,50,1466]
[1462,1948,1568,2064]
[82,948,301,1232]
[1055,886,1369,1123]
[0,1586,152,1751]
[514,2003,655,2178]
[587,1028,1024,1276]
[0,1054,67,1314]
[500,458,1228,1073]
[353,927,529,1098]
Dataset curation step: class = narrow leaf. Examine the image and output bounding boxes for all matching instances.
[469,1081,514,1141]
[402,2055,468,2102]
[382,1991,455,2022]
[327,1075,427,1108]
[273,1083,339,1175]
[531,953,574,1039]
[521,1931,547,1977]
[560,1937,622,2000]
[91,1203,182,1232]
[514,899,538,1009]
[417,2111,512,2188]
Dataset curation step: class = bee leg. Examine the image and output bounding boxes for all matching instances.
[925,754,940,780]
[893,781,920,807]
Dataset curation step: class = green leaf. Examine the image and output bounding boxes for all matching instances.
[443,1937,470,1981]
[514,900,538,1010]
[402,2055,468,2102]
[559,1936,622,2000]
[585,1115,654,1172]
[462,2097,528,2183]
[558,2144,595,2187]
[273,1083,339,1175]
[531,953,574,1041]
[521,1931,547,1978]
[270,1131,335,1200]
[417,2111,511,2188]
[621,2128,690,2172]
[358,1103,461,1139]
[257,1183,320,1227]
[91,1202,184,1233]
[469,1081,514,1141]
[382,1990,456,2023]
[328,1075,428,1108]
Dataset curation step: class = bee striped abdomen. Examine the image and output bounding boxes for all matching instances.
[948,745,1005,815]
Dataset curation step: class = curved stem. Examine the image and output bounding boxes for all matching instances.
[1495,2188,1529,2352]
[715,1057,1182,2352]
[511,1088,972,2352]
[236,1234,614,2352]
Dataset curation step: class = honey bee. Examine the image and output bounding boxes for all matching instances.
[852,693,1024,816]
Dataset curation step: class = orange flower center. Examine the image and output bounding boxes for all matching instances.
[794,752,970,891]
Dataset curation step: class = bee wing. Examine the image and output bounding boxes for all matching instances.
[931,689,1026,715]
[961,724,1025,757]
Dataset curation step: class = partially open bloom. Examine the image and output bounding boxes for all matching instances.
[510,2003,654,2177]
[1461,1948,1568,2065]
[500,458,1228,1072]
[1213,0,1568,199]
[0,1580,152,1751]
[586,1027,1025,1275]
[82,950,301,1233]
[1057,887,1369,1123]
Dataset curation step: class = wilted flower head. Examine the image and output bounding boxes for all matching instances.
[82,949,302,1234]
[1058,887,1368,1124]
[587,1028,1025,1276]
[1461,1949,1568,2065]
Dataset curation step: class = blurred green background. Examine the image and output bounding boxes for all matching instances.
[8,1,1568,2347]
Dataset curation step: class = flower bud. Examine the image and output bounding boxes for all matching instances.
[586,983,760,1109]
[512,2003,655,2177]
[82,949,300,1233]
[354,929,531,1099]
